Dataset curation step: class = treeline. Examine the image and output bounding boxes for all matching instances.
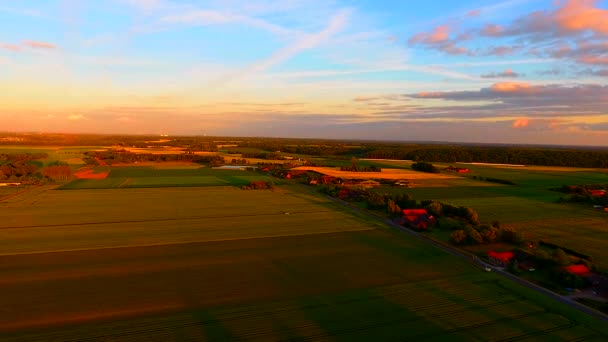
[318,184,521,245]
[238,152,283,160]
[366,146,608,168]
[555,184,608,206]
[471,176,516,185]
[241,181,275,190]
[1,153,48,162]
[411,162,439,173]
[85,150,225,166]
[0,153,71,182]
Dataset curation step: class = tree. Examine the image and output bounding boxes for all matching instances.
[480,226,499,243]
[465,225,483,244]
[425,201,443,217]
[552,248,571,266]
[500,227,523,245]
[451,230,466,245]
[463,207,480,225]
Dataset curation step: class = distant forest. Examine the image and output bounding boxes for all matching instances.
[2,133,608,168]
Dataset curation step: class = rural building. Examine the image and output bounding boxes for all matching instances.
[445,166,470,173]
[357,180,380,188]
[321,175,338,184]
[394,180,409,187]
[564,264,593,278]
[590,190,606,197]
[401,209,435,230]
[487,251,514,267]
[513,249,536,271]
[0,182,21,187]
[285,170,307,179]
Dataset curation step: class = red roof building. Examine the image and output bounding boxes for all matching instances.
[590,190,606,197]
[401,209,435,230]
[488,251,515,267]
[564,264,593,278]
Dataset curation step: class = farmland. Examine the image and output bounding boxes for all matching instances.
[1,181,607,340]
[292,166,456,180]
[373,162,608,269]
[60,166,276,189]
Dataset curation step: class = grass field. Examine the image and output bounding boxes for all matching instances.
[377,163,608,269]
[59,166,276,189]
[0,184,607,340]
[0,145,97,166]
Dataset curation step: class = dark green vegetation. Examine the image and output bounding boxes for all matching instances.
[411,161,440,173]
[1,186,607,340]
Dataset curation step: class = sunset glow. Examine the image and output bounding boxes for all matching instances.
[2,0,608,145]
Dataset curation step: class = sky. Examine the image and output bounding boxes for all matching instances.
[2,0,608,145]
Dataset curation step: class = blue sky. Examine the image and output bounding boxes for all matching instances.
[2,0,608,145]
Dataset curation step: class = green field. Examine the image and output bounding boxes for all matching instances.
[376,163,608,269]
[0,145,96,165]
[59,167,277,189]
[0,184,607,340]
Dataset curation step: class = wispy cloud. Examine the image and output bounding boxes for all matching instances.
[233,9,351,80]
[161,10,295,36]
[481,69,523,78]
[22,41,57,49]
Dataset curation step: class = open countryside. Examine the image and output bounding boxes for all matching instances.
[1,179,607,340]
[2,136,608,341]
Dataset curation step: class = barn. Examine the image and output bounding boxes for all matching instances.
[564,264,593,278]
[488,251,514,267]
[401,209,435,230]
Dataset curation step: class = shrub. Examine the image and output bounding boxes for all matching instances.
[451,230,466,245]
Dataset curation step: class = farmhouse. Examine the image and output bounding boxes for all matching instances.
[321,175,338,184]
[488,251,514,267]
[356,180,380,188]
[285,170,308,179]
[564,264,593,278]
[445,166,470,173]
[590,190,607,197]
[394,180,409,187]
[401,209,435,230]
[0,182,21,187]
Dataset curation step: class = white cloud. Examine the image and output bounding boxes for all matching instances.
[161,10,294,36]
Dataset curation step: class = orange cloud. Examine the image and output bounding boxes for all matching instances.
[409,25,450,44]
[481,24,504,36]
[22,40,57,49]
[481,69,522,78]
[490,82,531,92]
[0,44,20,52]
[513,118,529,128]
[555,0,608,34]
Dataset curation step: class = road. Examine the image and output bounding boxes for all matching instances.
[315,188,608,323]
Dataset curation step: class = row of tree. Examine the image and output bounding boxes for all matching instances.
[0,153,48,162]
[411,162,439,173]
[85,150,225,166]
[241,181,275,190]
[366,146,608,168]
[555,184,608,206]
